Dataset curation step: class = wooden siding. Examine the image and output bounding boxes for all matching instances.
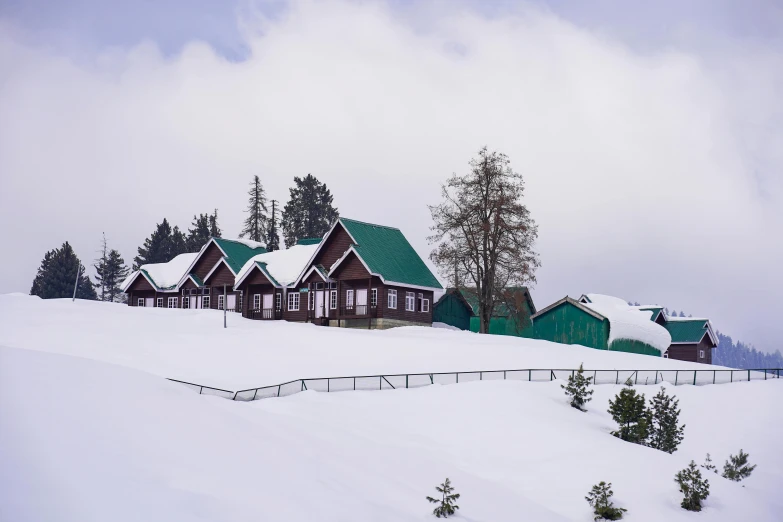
[667,336,714,364]
[379,284,433,323]
[433,292,472,331]
[127,275,155,292]
[192,243,223,280]
[204,262,235,287]
[180,278,198,290]
[312,224,354,270]
[533,302,609,350]
[304,270,327,284]
[332,251,370,280]
[284,288,309,322]
[468,295,535,337]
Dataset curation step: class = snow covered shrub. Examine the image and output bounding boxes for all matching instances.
[675,461,710,512]
[701,454,718,474]
[561,363,594,411]
[607,380,650,444]
[585,481,627,521]
[647,388,685,453]
[426,478,460,518]
[722,449,756,482]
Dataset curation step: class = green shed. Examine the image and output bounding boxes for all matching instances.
[432,287,537,337]
[432,289,473,331]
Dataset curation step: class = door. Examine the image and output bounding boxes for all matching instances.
[145,298,154,308]
[315,291,325,318]
[356,289,367,315]
[263,294,274,319]
[227,294,236,311]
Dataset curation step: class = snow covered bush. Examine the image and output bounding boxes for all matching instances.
[722,449,756,482]
[647,388,685,453]
[607,380,650,444]
[675,461,710,512]
[426,478,460,518]
[701,453,718,474]
[561,363,594,411]
[585,481,627,521]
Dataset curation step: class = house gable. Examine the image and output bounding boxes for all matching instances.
[312,222,355,271]
[330,250,371,279]
[532,297,609,350]
[191,242,225,280]
[204,259,236,286]
[126,272,155,292]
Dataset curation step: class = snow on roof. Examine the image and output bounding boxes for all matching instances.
[136,253,199,290]
[119,271,138,292]
[235,244,319,288]
[666,316,709,322]
[581,294,671,352]
[224,238,267,250]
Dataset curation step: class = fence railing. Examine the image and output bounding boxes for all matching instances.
[169,368,782,402]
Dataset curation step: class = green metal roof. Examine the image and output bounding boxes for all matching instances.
[255,262,281,287]
[296,237,322,245]
[339,218,442,289]
[213,238,267,274]
[664,319,710,344]
[638,306,663,321]
[188,273,205,287]
[459,287,534,316]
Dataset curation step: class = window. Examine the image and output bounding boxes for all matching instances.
[275,293,281,311]
[346,289,354,308]
[202,296,210,309]
[663,352,669,359]
[237,293,242,310]
[182,296,189,309]
[137,298,144,307]
[371,288,377,307]
[253,294,261,310]
[387,289,397,309]
[156,298,163,308]
[699,350,705,359]
[422,298,430,313]
[218,294,225,310]
[330,290,337,309]
[168,297,177,308]
[308,290,315,310]
[288,292,300,311]
[405,292,415,311]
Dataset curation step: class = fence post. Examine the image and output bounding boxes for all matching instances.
[731,370,733,383]
[380,376,382,390]
[277,385,281,397]
[675,371,678,386]
[634,370,638,385]
[693,371,697,386]
[594,370,597,383]
[713,371,716,385]
[616,370,619,385]
[328,379,330,393]
[551,370,555,381]
[429,374,434,384]
[199,386,203,395]
[654,372,658,384]
[456,373,459,383]
[406,375,408,388]
[480,372,483,381]
[748,369,751,382]
[572,369,575,379]
[504,370,506,380]
[354,377,356,390]
[764,369,767,380]
[529,369,532,381]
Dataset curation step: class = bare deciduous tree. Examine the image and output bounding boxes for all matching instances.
[429,147,540,333]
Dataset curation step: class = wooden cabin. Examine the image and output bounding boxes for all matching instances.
[433,287,536,337]
[121,253,199,308]
[234,218,443,329]
[662,318,717,363]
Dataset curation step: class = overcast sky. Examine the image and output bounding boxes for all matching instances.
[1,0,781,351]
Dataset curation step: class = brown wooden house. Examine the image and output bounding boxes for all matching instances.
[635,305,717,364]
[121,252,199,308]
[234,218,443,329]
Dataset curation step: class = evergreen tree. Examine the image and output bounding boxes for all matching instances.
[94,233,109,301]
[186,213,212,251]
[561,363,594,411]
[648,388,685,453]
[675,461,710,512]
[722,450,756,482]
[103,249,130,302]
[426,478,460,518]
[240,175,268,243]
[607,379,650,444]
[208,209,221,238]
[679,311,686,317]
[281,173,339,247]
[585,482,627,521]
[671,310,677,317]
[30,242,97,300]
[266,199,281,251]
[134,219,189,268]
[701,454,718,474]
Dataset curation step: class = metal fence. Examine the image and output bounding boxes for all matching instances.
[169,368,782,402]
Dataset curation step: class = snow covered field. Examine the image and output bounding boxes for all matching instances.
[1,344,780,522]
[0,294,728,391]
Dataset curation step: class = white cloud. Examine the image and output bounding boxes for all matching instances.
[0,0,780,348]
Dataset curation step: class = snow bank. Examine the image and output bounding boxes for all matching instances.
[2,345,780,522]
[235,243,319,287]
[0,295,720,391]
[582,294,671,353]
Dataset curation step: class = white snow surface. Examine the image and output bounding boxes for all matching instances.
[0,294,724,391]
[122,252,199,290]
[224,237,267,249]
[235,243,319,287]
[582,294,672,352]
[1,344,780,522]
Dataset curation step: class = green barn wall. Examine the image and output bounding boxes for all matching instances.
[432,292,471,331]
[532,303,609,350]
[609,339,662,357]
[468,297,535,337]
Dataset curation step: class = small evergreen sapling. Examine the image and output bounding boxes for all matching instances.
[674,461,710,512]
[722,449,756,482]
[562,363,594,411]
[648,388,685,453]
[607,379,650,444]
[426,478,460,518]
[701,454,718,474]
[585,481,627,521]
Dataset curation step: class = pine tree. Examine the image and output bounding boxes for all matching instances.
[281,173,339,247]
[240,175,268,243]
[94,233,109,301]
[675,461,710,512]
[30,242,97,300]
[208,209,221,238]
[701,454,718,474]
[426,478,460,518]
[134,219,189,268]
[266,199,280,251]
[585,482,627,521]
[104,249,130,302]
[561,363,594,411]
[607,379,650,444]
[648,388,685,453]
[186,213,212,251]
[722,450,756,482]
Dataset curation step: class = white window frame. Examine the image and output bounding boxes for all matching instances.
[422,297,430,313]
[253,294,261,310]
[405,292,415,312]
[663,352,669,359]
[275,293,282,311]
[137,298,144,307]
[218,294,225,310]
[288,292,300,311]
[346,289,354,308]
[371,288,377,307]
[168,297,177,308]
[387,289,397,309]
[156,297,163,308]
[308,290,315,311]
[182,296,189,309]
[202,295,210,309]
[237,293,242,310]
[699,350,705,358]
[330,290,337,310]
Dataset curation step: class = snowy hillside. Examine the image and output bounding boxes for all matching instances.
[0,294,726,391]
[1,345,780,522]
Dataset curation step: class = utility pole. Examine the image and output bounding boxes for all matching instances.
[72,263,81,301]
[223,284,227,329]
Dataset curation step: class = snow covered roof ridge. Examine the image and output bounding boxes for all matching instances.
[123,252,200,292]
[234,244,320,289]
[581,294,672,353]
